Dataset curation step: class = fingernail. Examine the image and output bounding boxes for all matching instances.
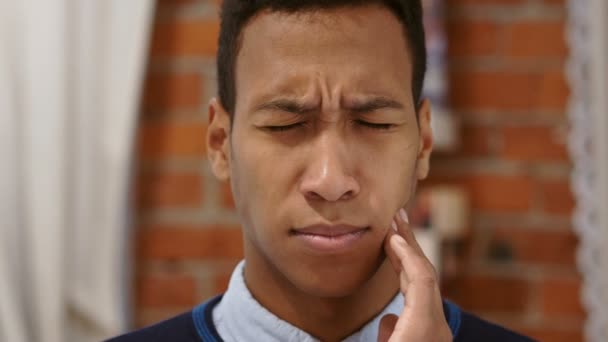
[391,220,398,231]
[399,208,409,223]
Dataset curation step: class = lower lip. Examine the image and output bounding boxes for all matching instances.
[292,229,368,254]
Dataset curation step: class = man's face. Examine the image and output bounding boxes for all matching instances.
[208,5,432,297]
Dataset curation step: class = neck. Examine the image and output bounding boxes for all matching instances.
[244,248,400,342]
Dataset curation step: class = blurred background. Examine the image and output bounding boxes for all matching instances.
[2,0,607,341]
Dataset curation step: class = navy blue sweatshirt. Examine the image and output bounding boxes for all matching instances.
[108,295,536,342]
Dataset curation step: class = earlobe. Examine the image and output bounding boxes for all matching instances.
[207,98,232,181]
[415,99,433,180]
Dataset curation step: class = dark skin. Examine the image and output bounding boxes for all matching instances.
[207,5,450,342]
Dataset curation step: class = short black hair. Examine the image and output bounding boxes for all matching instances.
[217,0,426,116]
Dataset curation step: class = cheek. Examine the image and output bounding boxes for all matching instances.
[364,141,419,221]
[230,139,292,231]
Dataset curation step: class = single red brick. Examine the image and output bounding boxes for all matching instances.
[460,123,492,157]
[150,19,220,57]
[465,174,533,213]
[539,180,575,215]
[504,20,567,59]
[445,274,530,312]
[501,125,568,162]
[489,227,578,266]
[138,226,244,260]
[143,73,202,111]
[136,171,203,209]
[540,276,585,316]
[421,176,463,189]
[447,20,499,58]
[450,70,569,112]
[137,274,197,307]
[137,121,207,160]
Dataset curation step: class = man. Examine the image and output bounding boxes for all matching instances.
[111,1,535,341]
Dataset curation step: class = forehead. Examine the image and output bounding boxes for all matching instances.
[242,5,405,54]
[234,5,413,108]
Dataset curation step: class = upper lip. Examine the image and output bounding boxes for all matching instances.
[292,224,368,237]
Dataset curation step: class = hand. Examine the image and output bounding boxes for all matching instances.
[378,209,452,342]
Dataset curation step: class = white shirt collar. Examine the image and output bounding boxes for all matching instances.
[212,260,404,342]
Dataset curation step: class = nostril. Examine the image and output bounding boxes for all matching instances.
[305,191,323,201]
[340,190,354,201]
[304,189,355,202]
[299,164,360,202]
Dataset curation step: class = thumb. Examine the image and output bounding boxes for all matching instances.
[377,314,399,342]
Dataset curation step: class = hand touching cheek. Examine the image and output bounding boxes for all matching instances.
[378,209,452,342]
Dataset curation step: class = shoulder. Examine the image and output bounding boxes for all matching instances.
[104,311,199,342]
[448,303,537,342]
[105,295,224,342]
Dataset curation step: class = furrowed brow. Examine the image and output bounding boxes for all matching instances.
[254,99,318,115]
[346,97,404,113]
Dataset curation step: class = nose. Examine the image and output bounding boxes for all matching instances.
[299,134,360,202]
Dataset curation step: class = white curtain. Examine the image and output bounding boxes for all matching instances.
[567,0,608,341]
[0,1,155,341]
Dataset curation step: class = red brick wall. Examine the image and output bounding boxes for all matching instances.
[134,0,584,340]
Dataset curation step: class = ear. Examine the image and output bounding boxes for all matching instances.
[207,98,232,181]
[415,99,433,180]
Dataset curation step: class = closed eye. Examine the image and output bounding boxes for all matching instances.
[263,122,306,132]
[355,120,394,130]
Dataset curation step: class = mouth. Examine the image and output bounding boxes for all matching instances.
[290,224,370,254]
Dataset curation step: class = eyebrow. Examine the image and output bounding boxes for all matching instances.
[254,99,318,115]
[344,97,404,113]
[253,96,404,115]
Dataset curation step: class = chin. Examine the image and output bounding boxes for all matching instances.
[287,253,385,298]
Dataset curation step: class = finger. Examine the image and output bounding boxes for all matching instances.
[395,208,440,281]
[390,234,441,320]
[388,217,450,340]
[377,314,398,342]
[394,208,425,256]
[384,220,402,274]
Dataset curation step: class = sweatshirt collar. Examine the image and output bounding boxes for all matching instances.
[211,260,404,342]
